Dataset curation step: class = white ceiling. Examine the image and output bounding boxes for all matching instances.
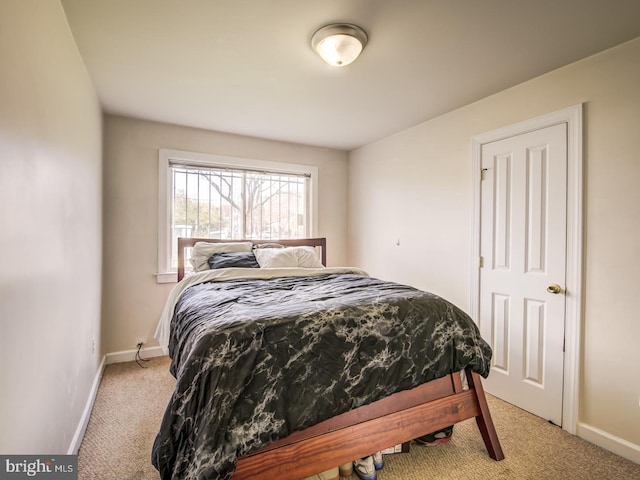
[61,0,640,151]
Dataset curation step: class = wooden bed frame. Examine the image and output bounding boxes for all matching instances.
[177,237,327,281]
[175,237,504,479]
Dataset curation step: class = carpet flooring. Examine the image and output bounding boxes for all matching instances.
[77,356,640,479]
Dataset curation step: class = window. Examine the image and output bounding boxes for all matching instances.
[157,149,318,282]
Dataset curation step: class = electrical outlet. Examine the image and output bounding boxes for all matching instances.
[91,338,96,355]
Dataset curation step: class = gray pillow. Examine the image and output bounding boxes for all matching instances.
[207,251,260,269]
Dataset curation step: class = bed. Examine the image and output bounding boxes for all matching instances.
[152,237,504,480]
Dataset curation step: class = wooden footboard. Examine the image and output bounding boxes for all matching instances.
[233,369,504,480]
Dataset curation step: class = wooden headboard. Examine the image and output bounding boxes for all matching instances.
[177,237,327,281]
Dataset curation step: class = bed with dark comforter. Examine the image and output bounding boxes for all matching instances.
[151,266,493,480]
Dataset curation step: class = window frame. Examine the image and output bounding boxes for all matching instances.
[156,148,318,283]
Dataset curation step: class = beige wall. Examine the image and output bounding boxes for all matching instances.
[0,1,103,453]
[103,115,349,353]
[349,38,640,455]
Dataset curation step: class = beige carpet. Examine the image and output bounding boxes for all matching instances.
[78,357,640,480]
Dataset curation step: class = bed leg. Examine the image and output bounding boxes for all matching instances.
[467,370,505,461]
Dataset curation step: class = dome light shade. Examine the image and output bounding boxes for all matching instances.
[311,24,368,67]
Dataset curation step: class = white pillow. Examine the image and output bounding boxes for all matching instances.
[254,246,323,269]
[189,241,253,272]
[295,246,324,268]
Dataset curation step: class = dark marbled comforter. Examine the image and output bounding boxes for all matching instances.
[151,271,491,480]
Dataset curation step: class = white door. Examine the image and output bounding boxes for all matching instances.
[478,123,567,426]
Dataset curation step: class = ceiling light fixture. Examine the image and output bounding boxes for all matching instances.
[311,23,368,67]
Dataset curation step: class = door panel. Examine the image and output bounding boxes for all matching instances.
[479,123,567,426]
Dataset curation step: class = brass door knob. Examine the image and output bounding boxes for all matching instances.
[547,284,562,294]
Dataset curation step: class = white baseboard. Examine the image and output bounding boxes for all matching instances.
[105,345,166,365]
[66,346,167,454]
[68,355,106,454]
[577,422,640,464]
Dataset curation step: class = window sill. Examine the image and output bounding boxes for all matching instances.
[155,272,178,284]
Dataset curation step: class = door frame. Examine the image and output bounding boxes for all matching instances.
[470,104,583,434]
